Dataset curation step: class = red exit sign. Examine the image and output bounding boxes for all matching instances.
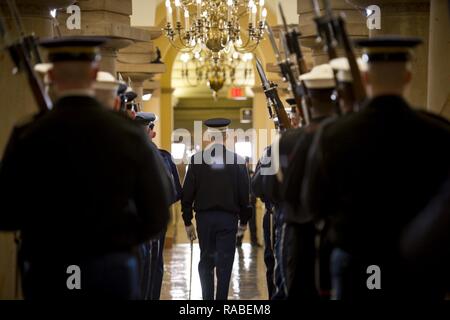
[229,87,246,100]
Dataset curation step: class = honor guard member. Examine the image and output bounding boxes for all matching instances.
[285,98,302,128]
[0,37,171,299]
[135,112,182,300]
[258,64,337,300]
[251,148,276,298]
[279,64,339,300]
[303,37,450,300]
[329,57,368,114]
[93,71,124,111]
[123,87,138,119]
[236,158,260,247]
[35,64,126,111]
[182,118,251,300]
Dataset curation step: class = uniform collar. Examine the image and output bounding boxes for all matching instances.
[365,94,411,111]
[56,89,95,99]
[54,93,101,109]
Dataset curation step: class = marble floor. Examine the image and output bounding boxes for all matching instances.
[160,243,268,300]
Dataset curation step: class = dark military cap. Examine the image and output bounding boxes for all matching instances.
[204,118,231,133]
[354,36,422,62]
[285,98,296,106]
[135,112,157,128]
[125,92,138,102]
[117,82,128,95]
[39,36,107,63]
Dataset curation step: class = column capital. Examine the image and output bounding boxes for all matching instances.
[161,88,175,95]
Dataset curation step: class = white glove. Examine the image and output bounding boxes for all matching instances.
[185,224,197,241]
[236,224,247,238]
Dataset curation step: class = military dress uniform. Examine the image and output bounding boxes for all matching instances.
[135,112,182,300]
[400,171,450,297]
[181,118,251,300]
[0,37,171,299]
[303,37,450,300]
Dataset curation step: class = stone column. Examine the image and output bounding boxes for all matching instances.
[353,0,430,107]
[160,87,175,152]
[252,87,276,160]
[117,40,165,107]
[57,0,152,74]
[0,0,75,300]
[427,0,450,119]
[298,0,368,66]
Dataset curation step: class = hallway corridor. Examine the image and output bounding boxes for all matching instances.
[160,243,268,300]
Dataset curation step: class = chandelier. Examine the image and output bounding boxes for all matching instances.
[164,0,267,54]
[179,50,254,97]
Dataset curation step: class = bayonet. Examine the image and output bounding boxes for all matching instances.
[311,0,321,19]
[266,24,281,63]
[255,58,270,89]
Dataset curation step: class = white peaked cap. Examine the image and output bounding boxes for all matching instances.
[33,63,53,85]
[329,57,368,82]
[299,64,335,89]
[93,71,121,91]
[34,63,53,74]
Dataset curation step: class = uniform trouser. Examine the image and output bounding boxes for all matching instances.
[285,222,319,300]
[248,205,258,244]
[196,210,238,300]
[271,207,288,300]
[139,241,152,299]
[262,208,275,298]
[22,253,140,300]
[148,229,166,300]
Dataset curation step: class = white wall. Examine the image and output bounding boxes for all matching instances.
[274,0,299,25]
[131,0,159,26]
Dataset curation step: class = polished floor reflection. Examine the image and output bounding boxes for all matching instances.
[161,243,268,300]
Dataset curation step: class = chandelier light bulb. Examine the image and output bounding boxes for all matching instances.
[251,4,257,26]
[262,7,267,22]
[184,9,190,29]
[164,0,266,56]
[167,6,173,25]
[180,53,190,63]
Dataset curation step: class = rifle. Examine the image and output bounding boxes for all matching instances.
[1,0,52,113]
[311,0,338,60]
[331,16,367,108]
[255,57,291,131]
[278,3,308,75]
[266,23,308,125]
[278,4,313,125]
[321,0,367,109]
